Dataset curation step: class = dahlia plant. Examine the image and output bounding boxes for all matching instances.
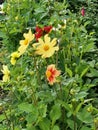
[0,0,98,130]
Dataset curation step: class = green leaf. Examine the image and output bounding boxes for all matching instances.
[0,114,6,122]
[39,118,50,130]
[67,119,74,130]
[50,103,61,125]
[75,91,88,101]
[75,63,89,77]
[38,104,47,118]
[77,109,93,123]
[80,126,90,130]
[74,102,83,114]
[18,102,35,113]
[14,127,21,130]
[80,67,89,78]
[53,125,60,130]
[18,103,39,123]
[0,124,7,130]
[58,100,72,112]
[89,68,98,77]
[84,42,95,53]
[0,32,6,38]
[26,111,38,123]
[34,7,45,14]
[65,65,73,77]
[27,124,37,130]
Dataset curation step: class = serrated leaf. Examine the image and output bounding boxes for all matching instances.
[80,67,89,78]
[65,65,73,77]
[84,43,94,53]
[77,111,93,123]
[50,104,61,125]
[75,91,88,101]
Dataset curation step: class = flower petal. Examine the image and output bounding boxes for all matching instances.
[23,29,34,42]
[50,38,57,46]
[44,34,50,43]
[38,38,44,44]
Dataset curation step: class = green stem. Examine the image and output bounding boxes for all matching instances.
[34,57,42,89]
[62,107,65,130]
[56,51,59,68]
[32,87,37,106]
[67,43,71,62]
[11,122,14,130]
[63,0,66,5]
[73,115,77,130]
[65,85,73,102]
[80,50,83,62]
[3,108,11,129]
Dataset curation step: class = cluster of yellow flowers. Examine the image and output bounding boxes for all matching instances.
[10,29,34,65]
[1,29,60,84]
[10,29,59,65]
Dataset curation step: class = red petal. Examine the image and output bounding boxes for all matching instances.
[35,33,43,41]
[44,26,52,33]
[35,26,43,33]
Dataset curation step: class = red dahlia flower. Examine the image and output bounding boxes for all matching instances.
[35,25,52,41]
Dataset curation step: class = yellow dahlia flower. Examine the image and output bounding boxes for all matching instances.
[18,29,34,55]
[10,51,20,65]
[1,65,10,82]
[33,34,59,58]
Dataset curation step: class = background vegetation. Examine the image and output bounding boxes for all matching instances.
[0,0,98,130]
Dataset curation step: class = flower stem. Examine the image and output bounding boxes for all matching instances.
[73,115,77,130]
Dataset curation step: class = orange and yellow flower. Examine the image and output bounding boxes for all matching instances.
[33,34,59,58]
[1,65,10,82]
[46,64,61,85]
[18,29,34,55]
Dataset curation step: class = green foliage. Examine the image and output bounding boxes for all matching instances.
[68,0,98,46]
[0,0,98,130]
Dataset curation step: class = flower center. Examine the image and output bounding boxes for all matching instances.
[24,39,28,45]
[44,45,49,51]
[46,70,51,78]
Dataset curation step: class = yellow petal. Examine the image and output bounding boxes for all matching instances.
[3,75,10,82]
[19,39,29,46]
[11,51,20,58]
[50,38,57,46]
[38,38,44,45]
[44,34,50,43]
[18,45,27,55]
[32,42,40,48]
[1,65,10,82]
[10,58,16,65]
[23,29,34,42]
[54,46,59,51]
[1,65,10,74]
